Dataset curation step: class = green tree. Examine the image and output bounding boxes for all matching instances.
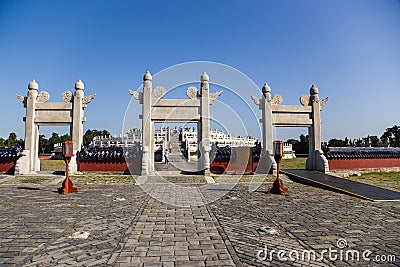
[369,135,379,147]
[5,132,18,146]
[0,138,4,146]
[286,139,299,146]
[44,132,70,152]
[344,137,349,146]
[380,125,400,147]
[288,134,309,155]
[355,138,363,147]
[83,129,111,144]
[83,129,93,144]
[328,138,347,147]
[60,133,70,142]
[39,134,49,153]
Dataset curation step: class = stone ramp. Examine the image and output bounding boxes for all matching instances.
[156,133,199,173]
[283,169,400,201]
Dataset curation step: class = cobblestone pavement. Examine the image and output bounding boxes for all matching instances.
[0,175,399,266]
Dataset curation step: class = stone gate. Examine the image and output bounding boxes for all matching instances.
[16,79,95,175]
[129,71,222,176]
[251,83,329,173]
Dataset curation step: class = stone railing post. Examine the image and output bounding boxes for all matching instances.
[306,85,329,173]
[25,80,39,173]
[141,71,153,175]
[70,80,85,174]
[199,72,211,175]
[251,83,276,174]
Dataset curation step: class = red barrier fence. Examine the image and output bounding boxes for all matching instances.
[0,160,16,174]
[77,158,141,174]
[210,147,258,174]
[328,158,400,170]
[210,161,257,174]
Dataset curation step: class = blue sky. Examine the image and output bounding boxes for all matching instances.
[0,0,399,142]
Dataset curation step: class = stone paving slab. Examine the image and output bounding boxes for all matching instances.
[0,175,399,266]
[113,198,236,266]
[0,177,148,266]
[0,175,14,184]
[208,181,399,266]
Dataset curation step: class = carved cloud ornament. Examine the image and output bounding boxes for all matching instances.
[320,97,328,110]
[129,89,142,101]
[186,86,198,99]
[271,94,282,105]
[36,91,50,103]
[83,94,96,105]
[153,86,166,99]
[299,94,328,109]
[251,95,260,106]
[16,94,25,104]
[300,95,310,106]
[62,90,73,103]
[251,94,282,106]
[210,90,223,102]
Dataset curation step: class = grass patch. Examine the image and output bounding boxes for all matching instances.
[40,159,65,171]
[213,174,275,183]
[280,157,307,169]
[347,171,400,191]
[71,173,137,186]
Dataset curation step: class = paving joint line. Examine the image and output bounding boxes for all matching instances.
[199,185,243,267]
[259,201,332,266]
[106,192,151,265]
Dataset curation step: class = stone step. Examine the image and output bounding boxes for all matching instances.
[163,133,199,173]
[142,174,208,184]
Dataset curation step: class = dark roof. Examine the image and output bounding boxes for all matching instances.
[78,145,141,160]
[0,146,22,159]
[326,147,400,159]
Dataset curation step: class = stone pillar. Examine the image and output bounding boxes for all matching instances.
[142,146,149,175]
[306,85,329,172]
[150,122,155,174]
[70,80,85,174]
[258,84,276,174]
[199,72,211,175]
[166,127,170,142]
[24,79,39,173]
[34,125,40,171]
[141,71,153,175]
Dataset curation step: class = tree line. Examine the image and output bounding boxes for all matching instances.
[0,129,110,154]
[38,129,111,153]
[0,133,23,147]
[1,125,399,154]
[286,125,400,154]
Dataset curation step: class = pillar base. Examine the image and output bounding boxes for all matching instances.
[15,150,30,175]
[267,177,288,195]
[57,177,78,194]
[306,150,329,173]
[255,151,275,174]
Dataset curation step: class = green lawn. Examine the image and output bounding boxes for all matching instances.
[40,159,65,171]
[40,157,399,191]
[347,171,400,191]
[40,157,308,172]
[280,157,307,169]
[71,173,136,186]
